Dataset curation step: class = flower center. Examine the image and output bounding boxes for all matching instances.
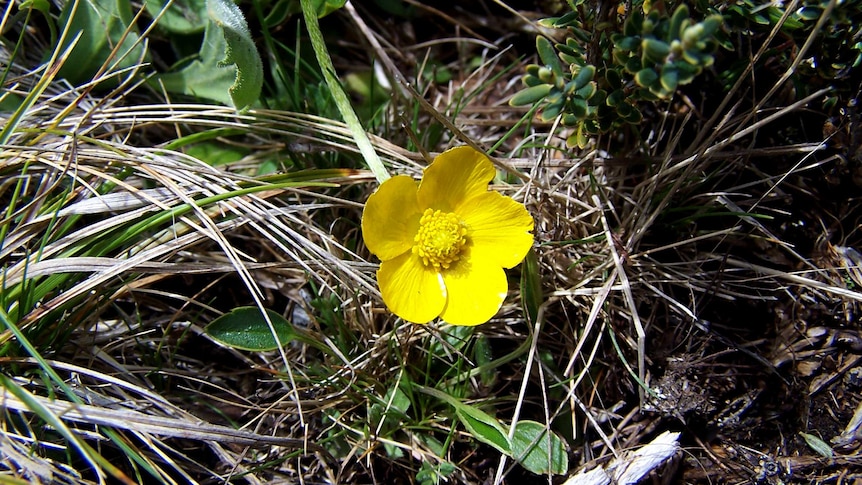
[413,208,467,270]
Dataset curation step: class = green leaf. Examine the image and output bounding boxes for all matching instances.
[57,0,147,85]
[575,83,596,100]
[455,404,511,454]
[699,15,724,39]
[536,66,554,83]
[642,38,671,65]
[567,122,589,149]
[19,0,50,10]
[622,104,643,123]
[568,97,589,119]
[205,306,297,351]
[184,140,249,166]
[624,56,642,74]
[417,386,511,454]
[660,65,679,93]
[635,68,658,87]
[572,64,596,90]
[509,84,552,106]
[511,420,568,475]
[520,249,542,324]
[146,0,207,34]
[800,432,834,458]
[417,461,457,485]
[682,24,704,46]
[152,18,236,105]
[151,2,258,108]
[206,0,264,111]
[524,75,545,87]
[615,35,640,52]
[605,67,622,88]
[536,36,563,79]
[668,4,690,41]
[539,100,563,122]
[624,10,643,36]
[606,89,625,107]
[681,48,704,65]
[370,383,412,435]
[796,6,821,21]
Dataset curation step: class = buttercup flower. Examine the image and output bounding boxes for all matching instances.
[362,146,534,325]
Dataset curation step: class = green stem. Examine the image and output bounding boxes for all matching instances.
[299,0,390,184]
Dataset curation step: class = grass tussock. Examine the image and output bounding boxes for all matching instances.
[2,0,862,484]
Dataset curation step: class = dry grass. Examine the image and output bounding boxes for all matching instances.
[2,1,862,484]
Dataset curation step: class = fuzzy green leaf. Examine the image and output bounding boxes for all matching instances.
[523,75,544,88]
[207,0,263,111]
[152,17,237,106]
[205,306,297,351]
[681,48,704,65]
[553,11,580,27]
[682,24,704,46]
[511,421,568,475]
[152,0,263,109]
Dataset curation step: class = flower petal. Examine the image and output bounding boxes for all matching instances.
[457,191,534,268]
[378,251,446,324]
[362,175,422,261]
[418,146,496,211]
[439,249,509,326]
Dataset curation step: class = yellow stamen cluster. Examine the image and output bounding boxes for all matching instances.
[413,208,467,270]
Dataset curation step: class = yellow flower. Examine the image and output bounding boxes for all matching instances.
[362,146,534,325]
